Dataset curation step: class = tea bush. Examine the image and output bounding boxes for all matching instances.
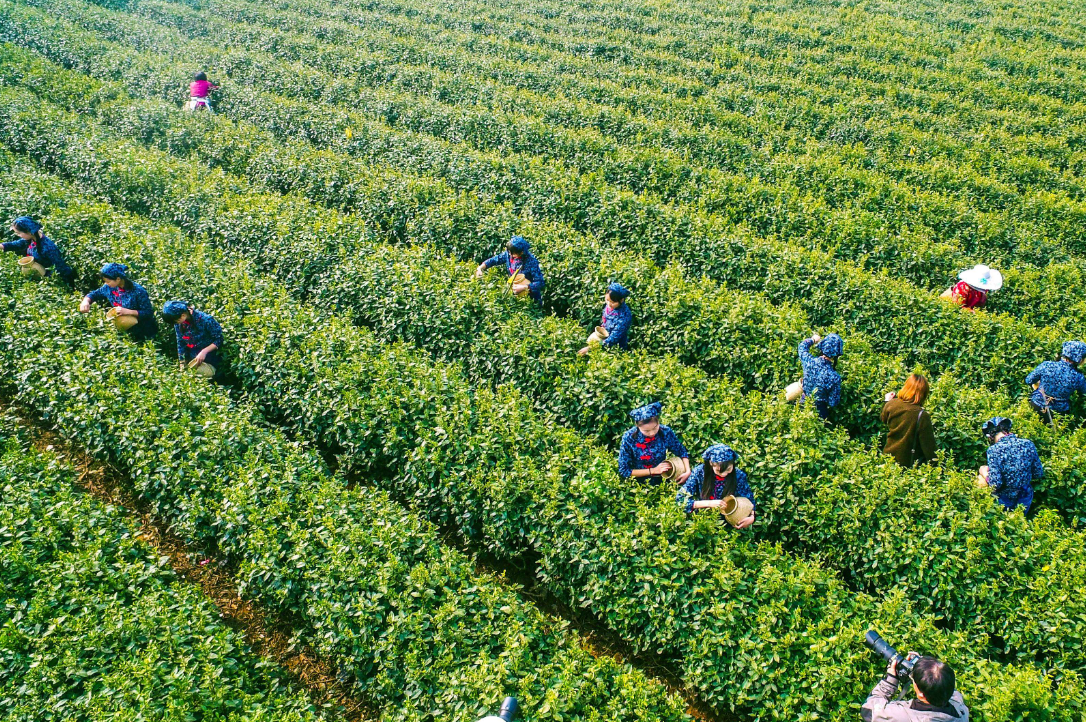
[0,434,329,721]
[8,80,1086,676]
[0,292,686,722]
[4,55,1085,503]
[3,156,1085,718]
[0,0,1082,393]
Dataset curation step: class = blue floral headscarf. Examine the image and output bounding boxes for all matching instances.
[630,401,663,423]
[607,282,630,301]
[11,216,41,236]
[703,444,737,465]
[162,300,189,322]
[507,235,530,254]
[819,333,844,358]
[100,263,129,280]
[983,416,1013,439]
[1062,341,1086,364]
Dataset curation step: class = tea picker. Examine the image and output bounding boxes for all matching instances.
[162,301,224,380]
[676,444,756,529]
[1025,340,1086,424]
[186,71,219,112]
[79,263,158,343]
[617,402,691,486]
[940,263,1002,311]
[792,332,844,420]
[579,282,632,355]
[976,417,1042,513]
[474,235,545,303]
[880,374,937,468]
[4,216,75,285]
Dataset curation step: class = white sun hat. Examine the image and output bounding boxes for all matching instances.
[958,264,1003,292]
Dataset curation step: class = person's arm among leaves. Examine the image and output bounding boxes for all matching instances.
[1,238,28,254]
[474,252,505,278]
[194,313,223,365]
[617,434,636,480]
[79,285,108,313]
[860,662,908,722]
[676,469,700,513]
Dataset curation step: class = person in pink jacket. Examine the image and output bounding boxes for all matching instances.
[187,71,219,112]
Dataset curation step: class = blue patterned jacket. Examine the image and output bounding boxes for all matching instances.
[86,282,158,341]
[799,338,842,408]
[986,434,1043,509]
[175,309,224,362]
[618,425,689,485]
[600,303,632,349]
[676,464,756,514]
[482,251,545,302]
[3,236,74,282]
[1026,360,1086,414]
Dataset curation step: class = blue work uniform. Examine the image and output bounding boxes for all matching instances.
[676,464,756,515]
[986,434,1043,512]
[798,338,841,419]
[1025,360,1086,415]
[482,251,545,303]
[86,282,158,342]
[2,235,74,283]
[618,425,689,486]
[175,309,224,368]
[600,302,632,350]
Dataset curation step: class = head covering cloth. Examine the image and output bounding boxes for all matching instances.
[607,282,630,301]
[11,216,41,236]
[819,333,844,358]
[1062,340,1086,364]
[507,235,530,255]
[630,401,663,424]
[100,262,129,280]
[703,444,737,465]
[162,300,189,322]
[983,416,1013,439]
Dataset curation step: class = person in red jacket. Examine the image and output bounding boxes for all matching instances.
[941,264,1002,311]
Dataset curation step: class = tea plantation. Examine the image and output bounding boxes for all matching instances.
[1,0,1085,718]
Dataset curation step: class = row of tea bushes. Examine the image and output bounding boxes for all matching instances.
[12,65,1086,530]
[4,45,1084,495]
[0,433,331,722]
[7,153,1086,701]
[11,82,1086,667]
[0,281,685,722]
[5,0,1085,361]
[134,0,1086,276]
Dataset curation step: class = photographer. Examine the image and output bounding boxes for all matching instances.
[861,654,968,722]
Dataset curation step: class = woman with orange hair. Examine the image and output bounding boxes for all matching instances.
[880,374,937,468]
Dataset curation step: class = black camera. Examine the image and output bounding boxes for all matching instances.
[477,697,518,722]
[865,630,917,678]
